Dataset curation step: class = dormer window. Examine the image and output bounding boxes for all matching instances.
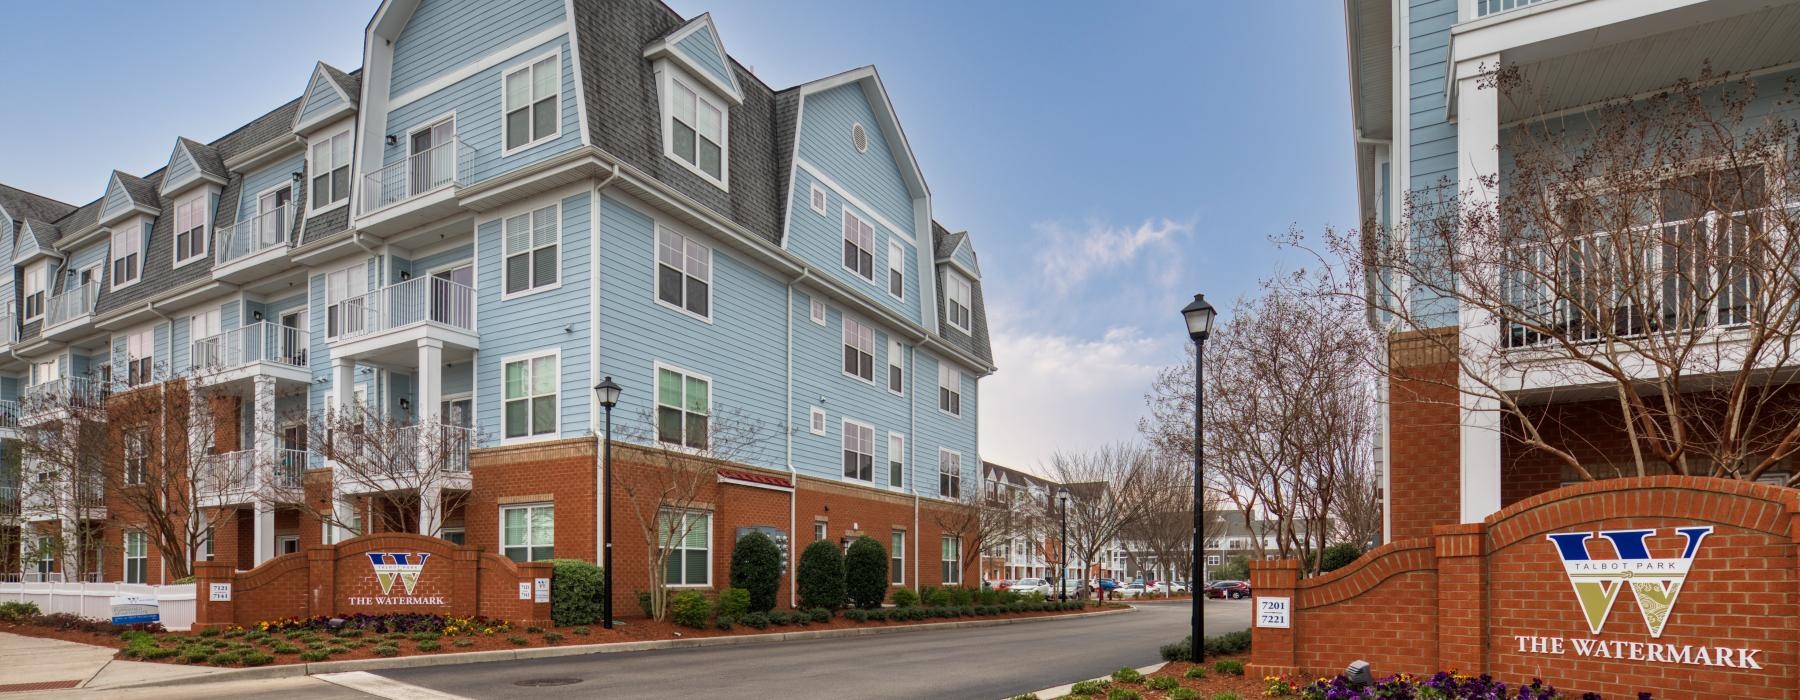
[112,224,142,288]
[173,195,208,265]
[310,131,351,211]
[945,270,972,332]
[661,70,728,187]
[21,262,46,321]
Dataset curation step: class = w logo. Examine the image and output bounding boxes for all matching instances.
[1545,527,1712,638]
[366,552,432,596]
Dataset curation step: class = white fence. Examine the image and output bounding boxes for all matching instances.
[0,581,196,631]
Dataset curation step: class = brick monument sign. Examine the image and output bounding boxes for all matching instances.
[1249,476,1799,699]
[194,533,552,629]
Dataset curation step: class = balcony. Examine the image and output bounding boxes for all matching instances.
[1473,0,1552,18]
[191,322,310,386]
[0,312,17,351]
[213,204,293,283]
[0,485,17,518]
[357,137,471,235]
[199,447,316,504]
[21,377,110,425]
[335,423,473,495]
[43,282,97,340]
[328,276,477,364]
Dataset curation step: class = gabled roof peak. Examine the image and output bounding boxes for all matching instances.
[643,12,745,105]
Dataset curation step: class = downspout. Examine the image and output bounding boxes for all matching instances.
[784,267,810,608]
[591,164,618,565]
[909,340,918,589]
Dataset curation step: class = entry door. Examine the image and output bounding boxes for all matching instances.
[278,310,305,364]
[409,119,455,195]
[429,264,473,324]
[258,187,292,242]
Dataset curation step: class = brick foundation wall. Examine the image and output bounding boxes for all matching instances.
[1388,329,1462,541]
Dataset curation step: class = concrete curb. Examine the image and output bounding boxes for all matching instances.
[97,606,1133,690]
[1009,661,1168,700]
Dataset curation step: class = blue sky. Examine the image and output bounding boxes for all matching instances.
[0,0,1355,473]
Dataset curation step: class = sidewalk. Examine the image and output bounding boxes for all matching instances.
[0,633,240,695]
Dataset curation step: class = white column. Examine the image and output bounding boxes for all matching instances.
[1456,53,1504,524]
[416,339,444,537]
[252,375,278,565]
[331,358,358,542]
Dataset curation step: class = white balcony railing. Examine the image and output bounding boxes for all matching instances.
[335,276,475,341]
[275,448,309,488]
[22,377,110,418]
[192,322,308,372]
[46,282,97,328]
[394,424,474,474]
[0,485,17,518]
[203,450,258,495]
[0,399,18,430]
[361,137,468,215]
[1474,0,1551,17]
[216,204,291,265]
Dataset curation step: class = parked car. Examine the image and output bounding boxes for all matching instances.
[1205,580,1252,599]
[1116,583,1148,598]
[1052,579,1083,597]
[1149,581,1188,594]
[995,579,1015,591]
[1010,578,1053,596]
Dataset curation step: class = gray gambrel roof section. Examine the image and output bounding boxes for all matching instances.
[322,63,361,108]
[177,137,229,181]
[933,221,993,366]
[0,184,77,227]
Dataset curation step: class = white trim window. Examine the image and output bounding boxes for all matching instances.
[842,419,874,482]
[843,316,875,383]
[21,262,46,321]
[809,407,827,436]
[310,131,351,211]
[888,432,904,488]
[809,184,827,215]
[665,72,727,184]
[111,224,142,288]
[842,210,875,281]
[659,509,712,586]
[656,364,711,449]
[887,339,905,395]
[941,535,961,584]
[123,428,148,485]
[125,329,154,386]
[809,297,827,326]
[324,263,367,338]
[189,309,221,369]
[124,531,148,584]
[503,352,559,441]
[939,364,963,417]
[173,195,208,264]
[503,204,559,297]
[888,240,905,300]
[504,53,561,153]
[813,521,828,543]
[501,503,554,562]
[1206,555,1221,567]
[939,449,962,499]
[890,531,905,585]
[945,270,973,332]
[656,225,711,319]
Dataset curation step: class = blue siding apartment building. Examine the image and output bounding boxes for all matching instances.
[0,0,994,596]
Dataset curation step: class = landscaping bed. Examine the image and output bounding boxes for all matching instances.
[1006,657,1258,700]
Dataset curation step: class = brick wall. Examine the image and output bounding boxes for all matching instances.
[1388,328,1461,541]
[1251,477,1799,698]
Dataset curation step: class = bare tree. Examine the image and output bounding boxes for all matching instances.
[15,373,112,581]
[272,401,473,537]
[932,480,1041,584]
[1332,66,1800,486]
[1049,443,1158,598]
[1119,456,1195,584]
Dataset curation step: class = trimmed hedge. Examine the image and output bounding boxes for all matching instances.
[548,559,605,626]
[844,535,889,609]
[670,591,709,629]
[796,540,847,610]
[729,531,783,613]
[715,587,751,620]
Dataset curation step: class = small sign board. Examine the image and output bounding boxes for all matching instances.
[110,595,160,626]
[208,582,232,602]
[1256,596,1291,629]
[519,582,532,600]
[534,577,551,603]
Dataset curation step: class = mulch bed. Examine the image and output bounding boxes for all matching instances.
[2,603,1124,668]
[1041,655,1260,699]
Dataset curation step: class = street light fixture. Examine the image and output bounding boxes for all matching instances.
[1179,293,1215,664]
[1056,486,1070,602]
[594,377,622,629]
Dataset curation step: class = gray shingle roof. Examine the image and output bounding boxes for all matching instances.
[0,183,77,226]
[322,63,361,108]
[177,137,229,181]
[932,221,994,367]
[19,219,61,253]
[113,170,160,210]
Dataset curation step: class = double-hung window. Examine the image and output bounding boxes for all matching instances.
[310,131,351,210]
[941,535,961,584]
[124,532,147,584]
[945,271,972,332]
[22,262,45,320]
[659,509,711,586]
[842,419,874,482]
[501,503,554,562]
[939,364,963,417]
[888,240,905,299]
[888,433,904,488]
[940,449,962,499]
[503,353,558,440]
[173,195,207,264]
[890,531,905,584]
[112,225,141,288]
[656,226,711,318]
[325,263,367,338]
[656,365,710,449]
[503,205,558,296]
[842,211,875,281]
[887,339,905,395]
[123,428,148,485]
[667,75,725,182]
[504,54,560,152]
[843,317,874,382]
[125,330,154,386]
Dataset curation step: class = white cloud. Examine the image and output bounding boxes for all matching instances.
[977,317,1179,476]
[1033,217,1191,298]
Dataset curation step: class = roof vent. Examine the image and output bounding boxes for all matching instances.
[851,123,869,153]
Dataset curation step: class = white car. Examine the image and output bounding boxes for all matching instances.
[1149,581,1188,594]
[1115,583,1148,598]
[1009,577,1052,595]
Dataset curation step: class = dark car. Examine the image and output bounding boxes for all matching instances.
[1205,580,1252,599]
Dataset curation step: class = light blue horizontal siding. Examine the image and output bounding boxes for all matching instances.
[383,34,581,188]
[950,238,978,276]
[795,83,915,234]
[788,291,914,486]
[170,316,190,373]
[786,168,920,324]
[674,25,734,92]
[388,0,565,98]
[65,241,109,292]
[413,244,473,276]
[307,256,377,416]
[473,191,591,443]
[913,349,977,500]
[299,70,347,124]
[101,177,134,221]
[165,144,198,186]
[595,194,789,470]
[237,155,305,223]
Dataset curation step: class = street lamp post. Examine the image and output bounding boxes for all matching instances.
[1056,486,1070,602]
[1180,293,1216,664]
[594,377,622,629]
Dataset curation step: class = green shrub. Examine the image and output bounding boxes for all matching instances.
[714,616,734,631]
[729,532,783,613]
[525,625,545,634]
[843,535,889,609]
[417,640,441,651]
[548,559,606,626]
[207,651,239,666]
[865,609,887,622]
[183,649,213,664]
[1106,689,1142,700]
[1210,694,1242,700]
[242,652,274,667]
[452,638,474,648]
[741,612,769,629]
[924,586,952,607]
[1110,667,1144,684]
[1010,695,1041,700]
[1169,689,1200,700]
[411,631,441,641]
[336,628,364,638]
[327,645,350,655]
[715,587,752,620]
[572,626,591,636]
[1184,667,1207,679]
[807,608,830,623]
[507,635,529,646]
[373,644,400,657]
[1315,543,1364,574]
[1148,676,1180,691]
[1204,630,1252,656]
[1159,637,1192,662]
[768,611,792,625]
[1212,660,1244,676]
[636,590,658,619]
[796,540,847,610]
[844,609,868,623]
[949,587,975,606]
[891,586,920,608]
[1070,679,1109,696]
[542,632,564,643]
[0,602,41,621]
[140,646,178,660]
